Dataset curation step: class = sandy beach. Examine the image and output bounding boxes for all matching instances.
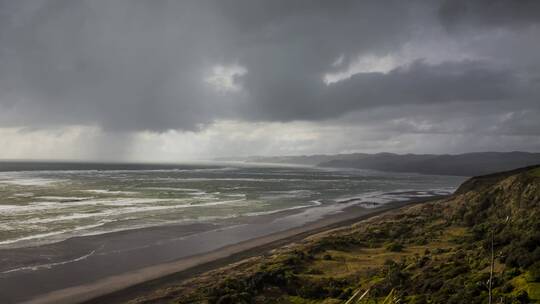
[0,194,445,304]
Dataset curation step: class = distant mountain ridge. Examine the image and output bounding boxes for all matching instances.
[225,151,540,176]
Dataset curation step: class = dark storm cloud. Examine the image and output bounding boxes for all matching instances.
[0,0,538,135]
[438,0,540,30]
[0,0,232,131]
[242,60,522,121]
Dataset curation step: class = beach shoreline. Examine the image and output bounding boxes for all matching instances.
[11,195,446,304]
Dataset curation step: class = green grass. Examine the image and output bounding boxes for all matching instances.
[529,167,540,177]
[287,296,341,304]
[511,276,540,302]
[528,283,540,301]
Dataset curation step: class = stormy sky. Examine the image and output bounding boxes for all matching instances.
[0,0,539,161]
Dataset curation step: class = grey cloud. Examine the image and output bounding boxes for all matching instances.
[438,0,540,30]
[0,0,425,131]
[0,0,232,131]
[241,60,523,122]
[0,0,538,145]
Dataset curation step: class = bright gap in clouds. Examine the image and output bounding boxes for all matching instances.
[323,38,479,85]
[204,65,247,93]
[324,54,397,84]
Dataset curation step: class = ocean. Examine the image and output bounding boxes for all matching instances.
[0,161,465,249]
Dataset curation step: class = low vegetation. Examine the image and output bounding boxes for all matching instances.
[128,166,540,304]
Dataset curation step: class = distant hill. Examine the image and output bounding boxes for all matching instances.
[232,152,540,176]
[216,153,368,166]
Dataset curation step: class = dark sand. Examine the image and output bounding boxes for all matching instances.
[0,195,445,304]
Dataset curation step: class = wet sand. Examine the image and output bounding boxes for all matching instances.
[0,195,446,304]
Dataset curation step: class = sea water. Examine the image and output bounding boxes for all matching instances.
[0,162,465,249]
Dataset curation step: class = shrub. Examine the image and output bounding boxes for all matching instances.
[514,290,530,303]
[386,242,404,252]
[526,261,540,282]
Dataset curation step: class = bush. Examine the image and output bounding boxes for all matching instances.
[415,238,428,245]
[514,290,530,303]
[526,261,540,282]
[386,242,404,252]
[504,247,535,268]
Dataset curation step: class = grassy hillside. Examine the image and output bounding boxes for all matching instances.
[128,166,540,304]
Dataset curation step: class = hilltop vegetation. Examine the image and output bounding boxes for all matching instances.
[128,166,540,304]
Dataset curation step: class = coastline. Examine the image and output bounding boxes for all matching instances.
[14,195,446,304]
